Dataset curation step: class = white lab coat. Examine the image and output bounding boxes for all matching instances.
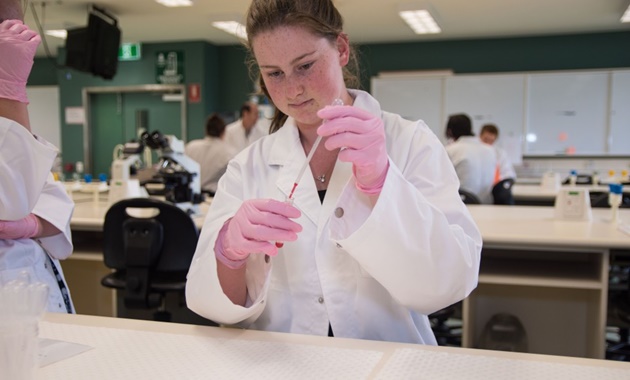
[224,117,270,155]
[445,136,497,204]
[186,90,481,345]
[495,145,516,181]
[185,136,234,193]
[0,117,75,313]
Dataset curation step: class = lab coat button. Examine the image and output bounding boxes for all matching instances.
[318,297,324,304]
[334,207,344,218]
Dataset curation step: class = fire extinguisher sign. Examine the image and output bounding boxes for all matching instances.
[188,83,201,103]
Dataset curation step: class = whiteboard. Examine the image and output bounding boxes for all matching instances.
[526,71,608,155]
[609,70,630,155]
[444,74,526,161]
[371,76,444,142]
[26,86,61,150]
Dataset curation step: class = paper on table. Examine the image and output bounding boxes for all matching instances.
[39,338,93,367]
[618,223,630,237]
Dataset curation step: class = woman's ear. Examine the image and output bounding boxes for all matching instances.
[336,33,350,66]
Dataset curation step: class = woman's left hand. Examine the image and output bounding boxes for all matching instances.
[317,105,389,194]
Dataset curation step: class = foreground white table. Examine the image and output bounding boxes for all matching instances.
[38,313,630,380]
[464,205,630,359]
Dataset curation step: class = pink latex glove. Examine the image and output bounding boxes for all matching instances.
[0,213,41,240]
[215,199,302,269]
[0,20,41,103]
[317,105,389,194]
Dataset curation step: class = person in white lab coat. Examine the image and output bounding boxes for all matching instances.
[186,0,481,345]
[445,114,497,204]
[224,102,269,155]
[479,123,516,183]
[0,14,75,313]
[185,113,234,196]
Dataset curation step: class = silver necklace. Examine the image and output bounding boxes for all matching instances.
[316,174,326,183]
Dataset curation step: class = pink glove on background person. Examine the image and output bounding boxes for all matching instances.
[0,20,41,104]
[317,105,389,194]
[0,213,41,240]
[215,199,302,269]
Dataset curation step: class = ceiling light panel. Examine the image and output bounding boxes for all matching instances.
[399,10,441,34]
[155,0,193,7]
[212,21,247,40]
[622,5,630,22]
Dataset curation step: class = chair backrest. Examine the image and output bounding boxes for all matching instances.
[459,189,481,205]
[492,178,515,205]
[103,197,199,272]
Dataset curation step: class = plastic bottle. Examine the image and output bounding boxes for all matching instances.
[569,170,577,186]
[609,183,623,224]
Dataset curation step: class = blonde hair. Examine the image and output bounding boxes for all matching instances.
[244,0,360,132]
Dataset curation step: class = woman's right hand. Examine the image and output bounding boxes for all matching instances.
[215,199,302,269]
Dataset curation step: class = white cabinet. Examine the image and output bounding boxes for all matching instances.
[371,75,445,142]
[610,70,630,155]
[371,69,630,156]
[526,71,609,155]
[444,74,526,152]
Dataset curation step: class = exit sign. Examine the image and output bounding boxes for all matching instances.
[119,43,142,61]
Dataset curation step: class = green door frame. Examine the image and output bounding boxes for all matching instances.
[81,84,187,173]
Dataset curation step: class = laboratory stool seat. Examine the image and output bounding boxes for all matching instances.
[101,197,199,322]
[492,178,515,205]
[458,189,481,205]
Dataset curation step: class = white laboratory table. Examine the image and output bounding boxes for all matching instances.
[70,198,210,231]
[465,205,630,359]
[38,313,630,380]
[65,195,630,359]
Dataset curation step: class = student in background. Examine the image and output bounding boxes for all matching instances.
[224,101,269,155]
[185,113,234,196]
[479,123,516,183]
[445,114,497,204]
[186,0,481,345]
[0,7,75,313]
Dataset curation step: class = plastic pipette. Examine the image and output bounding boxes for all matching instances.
[275,98,344,248]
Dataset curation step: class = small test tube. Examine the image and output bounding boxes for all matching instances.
[275,97,344,249]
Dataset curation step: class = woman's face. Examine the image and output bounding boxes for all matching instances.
[252,25,349,130]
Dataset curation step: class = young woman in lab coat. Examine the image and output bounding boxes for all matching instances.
[0,16,75,313]
[186,0,481,344]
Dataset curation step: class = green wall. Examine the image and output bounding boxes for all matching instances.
[357,31,630,91]
[28,30,630,171]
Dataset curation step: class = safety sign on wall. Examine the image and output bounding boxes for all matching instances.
[156,51,185,84]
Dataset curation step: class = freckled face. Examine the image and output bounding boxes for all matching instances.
[252,25,349,130]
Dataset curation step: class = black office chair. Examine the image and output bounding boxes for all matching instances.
[606,250,630,361]
[101,197,199,322]
[492,178,515,205]
[458,189,481,205]
[429,301,463,347]
[562,174,593,185]
[591,192,630,208]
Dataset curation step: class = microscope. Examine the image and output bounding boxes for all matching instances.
[108,141,147,205]
[141,130,203,214]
